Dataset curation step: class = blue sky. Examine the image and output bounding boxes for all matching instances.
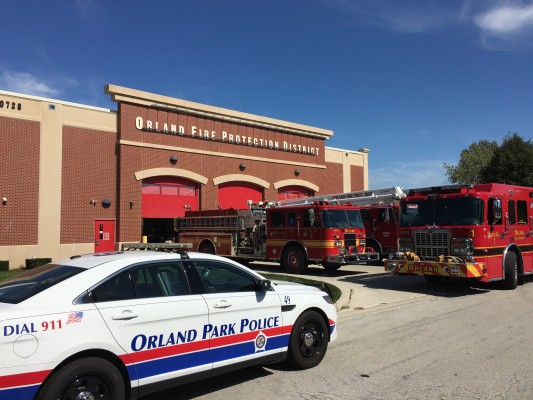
[1,0,532,190]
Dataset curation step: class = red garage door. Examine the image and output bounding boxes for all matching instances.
[278,186,313,201]
[142,177,198,218]
[218,182,262,209]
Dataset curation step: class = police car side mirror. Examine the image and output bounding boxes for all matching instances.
[257,279,271,291]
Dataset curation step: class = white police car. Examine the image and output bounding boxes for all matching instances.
[0,250,337,400]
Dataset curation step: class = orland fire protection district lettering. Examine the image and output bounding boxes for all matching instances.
[135,117,320,156]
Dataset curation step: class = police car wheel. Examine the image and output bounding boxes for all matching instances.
[36,357,126,400]
[288,310,328,370]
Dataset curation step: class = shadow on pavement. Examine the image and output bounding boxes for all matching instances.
[340,270,505,298]
[140,365,272,400]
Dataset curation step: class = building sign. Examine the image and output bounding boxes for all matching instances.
[135,116,320,156]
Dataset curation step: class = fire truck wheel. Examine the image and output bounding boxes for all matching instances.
[323,263,341,272]
[282,246,308,274]
[287,310,328,370]
[503,251,518,290]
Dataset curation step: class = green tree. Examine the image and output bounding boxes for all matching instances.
[443,140,498,184]
[479,133,533,186]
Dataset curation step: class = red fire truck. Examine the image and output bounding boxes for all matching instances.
[384,183,533,289]
[176,200,379,274]
[287,187,406,262]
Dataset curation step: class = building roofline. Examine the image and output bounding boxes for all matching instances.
[0,89,113,113]
[105,84,333,140]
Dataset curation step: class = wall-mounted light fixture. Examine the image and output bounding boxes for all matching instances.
[129,200,134,209]
[239,163,246,171]
[184,204,191,210]
[170,155,178,164]
[102,198,112,208]
[2,197,7,205]
[89,199,97,206]
[294,169,301,176]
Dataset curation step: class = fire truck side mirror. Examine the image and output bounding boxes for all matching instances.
[308,209,316,226]
[489,198,502,225]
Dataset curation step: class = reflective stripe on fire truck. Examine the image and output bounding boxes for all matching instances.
[392,261,486,278]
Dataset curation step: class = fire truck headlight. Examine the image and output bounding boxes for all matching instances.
[334,241,343,247]
[451,238,474,257]
[399,238,413,253]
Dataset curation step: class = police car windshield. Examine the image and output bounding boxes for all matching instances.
[321,209,364,228]
[400,197,484,227]
[0,264,84,304]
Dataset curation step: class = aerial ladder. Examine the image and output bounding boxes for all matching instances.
[277,187,406,207]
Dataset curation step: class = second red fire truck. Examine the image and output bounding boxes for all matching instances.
[176,199,379,274]
[385,183,533,289]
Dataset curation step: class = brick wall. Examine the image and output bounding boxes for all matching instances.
[0,117,40,246]
[61,126,116,244]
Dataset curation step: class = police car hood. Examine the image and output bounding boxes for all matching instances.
[270,280,327,295]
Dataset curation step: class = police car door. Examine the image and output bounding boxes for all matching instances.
[192,259,284,370]
[91,261,210,393]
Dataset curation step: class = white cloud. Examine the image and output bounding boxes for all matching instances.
[321,0,462,33]
[370,160,448,190]
[474,3,533,34]
[0,70,61,97]
[473,2,533,49]
[321,0,533,49]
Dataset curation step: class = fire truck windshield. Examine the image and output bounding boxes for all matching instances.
[321,209,364,228]
[400,197,484,227]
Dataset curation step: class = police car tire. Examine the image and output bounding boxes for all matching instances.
[503,251,518,290]
[36,357,126,400]
[288,310,328,370]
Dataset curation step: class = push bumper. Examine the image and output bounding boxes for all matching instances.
[327,252,380,265]
[384,259,487,279]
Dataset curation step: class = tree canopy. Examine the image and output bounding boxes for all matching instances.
[444,133,533,187]
[443,140,498,184]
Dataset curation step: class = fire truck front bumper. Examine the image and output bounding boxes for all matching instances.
[384,259,487,279]
[327,252,380,265]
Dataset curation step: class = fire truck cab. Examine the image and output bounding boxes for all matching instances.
[385,183,533,289]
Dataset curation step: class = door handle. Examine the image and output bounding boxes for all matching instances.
[111,310,138,320]
[213,300,232,309]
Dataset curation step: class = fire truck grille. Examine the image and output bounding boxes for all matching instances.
[344,234,357,249]
[413,230,450,259]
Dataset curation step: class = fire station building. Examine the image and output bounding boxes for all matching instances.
[0,85,370,268]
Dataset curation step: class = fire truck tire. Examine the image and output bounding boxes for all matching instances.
[198,241,216,255]
[282,246,308,274]
[503,251,518,290]
[323,263,341,272]
[366,238,383,266]
[287,310,328,370]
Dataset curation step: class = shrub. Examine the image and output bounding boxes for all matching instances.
[26,258,52,270]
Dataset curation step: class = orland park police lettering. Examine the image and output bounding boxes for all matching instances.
[135,117,319,156]
[131,316,280,352]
